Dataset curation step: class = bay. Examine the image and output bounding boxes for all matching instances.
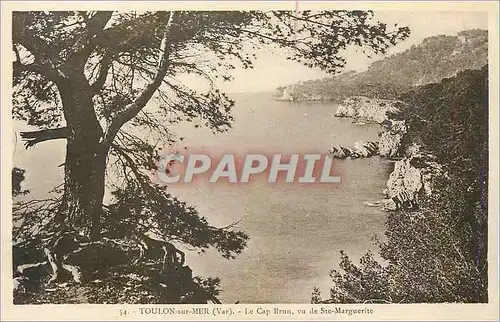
[167,92,392,303]
[12,92,392,303]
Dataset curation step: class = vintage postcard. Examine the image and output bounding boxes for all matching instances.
[1,1,499,321]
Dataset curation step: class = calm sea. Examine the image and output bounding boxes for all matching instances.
[167,92,392,303]
[13,92,393,303]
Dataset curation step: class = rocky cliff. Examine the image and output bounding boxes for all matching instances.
[327,121,443,211]
[336,120,443,211]
[378,120,406,158]
[334,96,402,123]
[381,144,443,211]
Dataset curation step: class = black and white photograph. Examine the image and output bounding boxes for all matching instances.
[2,1,499,320]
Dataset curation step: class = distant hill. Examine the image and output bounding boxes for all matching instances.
[276,29,488,101]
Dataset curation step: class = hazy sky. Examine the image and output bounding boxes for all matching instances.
[179,10,488,93]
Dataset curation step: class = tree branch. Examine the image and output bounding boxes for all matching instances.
[103,11,178,146]
[89,12,160,56]
[90,54,112,91]
[20,127,68,149]
[86,11,114,39]
[13,61,63,85]
[110,142,148,182]
[13,45,21,62]
[12,16,65,86]
[76,11,114,63]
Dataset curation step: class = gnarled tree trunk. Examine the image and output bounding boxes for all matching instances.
[63,133,107,241]
[59,78,107,241]
[45,78,109,282]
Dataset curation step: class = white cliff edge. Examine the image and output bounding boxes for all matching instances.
[335,96,402,123]
[381,144,444,211]
[379,120,406,158]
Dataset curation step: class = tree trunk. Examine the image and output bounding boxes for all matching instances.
[39,67,110,283]
[63,139,107,240]
[59,80,107,241]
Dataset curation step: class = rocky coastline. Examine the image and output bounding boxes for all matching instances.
[327,100,442,212]
[275,85,338,102]
[333,96,403,124]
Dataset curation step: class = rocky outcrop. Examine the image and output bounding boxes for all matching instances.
[378,120,407,158]
[334,96,402,123]
[353,141,379,157]
[276,84,336,101]
[329,145,351,159]
[381,144,443,211]
[329,141,379,159]
[276,86,296,101]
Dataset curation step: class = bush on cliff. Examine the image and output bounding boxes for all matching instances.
[314,66,488,303]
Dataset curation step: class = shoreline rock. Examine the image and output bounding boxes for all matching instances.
[328,141,379,159]
[334,96,403,124]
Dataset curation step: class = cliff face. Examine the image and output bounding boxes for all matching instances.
[334,96,402,123]
[382,144,443,211]
[328,119,405,160]
[276,86,294,101]
[384,146,424,199]
[379,120,406,158]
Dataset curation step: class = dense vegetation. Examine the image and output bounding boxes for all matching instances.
[278,29,487,101]
[313,66,489,303]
